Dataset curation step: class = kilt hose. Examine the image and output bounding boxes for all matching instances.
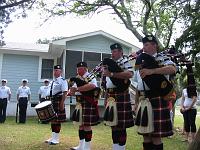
[51,96,66,124]
[106,90,134,129]
[146,96,173,137]
[77,95,100,126]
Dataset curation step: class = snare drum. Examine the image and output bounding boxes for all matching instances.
[35,101,56,122]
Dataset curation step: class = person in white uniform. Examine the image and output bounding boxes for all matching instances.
[0,79,11,123]
[45,65,68,145]
[16,79,31,123]
[38,79,50,103]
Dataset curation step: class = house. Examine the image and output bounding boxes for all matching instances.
[0,30,140,119]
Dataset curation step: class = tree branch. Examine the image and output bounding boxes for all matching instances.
[0,0,33,10]
[110,1,143,42]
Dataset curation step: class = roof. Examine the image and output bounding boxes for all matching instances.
[0,42,49,52]
[53,30,140,50]
[0,42,64,57]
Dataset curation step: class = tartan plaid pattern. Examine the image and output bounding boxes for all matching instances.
[78,95,100,126]
[106,91,134,129]
[51,97,66,123]
[149,97,173,137]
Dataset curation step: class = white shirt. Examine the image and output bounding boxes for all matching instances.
[0,86,11,99]
[16,86,31,98]
[106,56,133,88]
[74,72,98,95]
[49,76,68,96]
[38,85,50,98]
[182,88,196,108]
[133,70,150,91]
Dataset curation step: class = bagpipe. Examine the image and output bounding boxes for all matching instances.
[102,57,131,92]
[135,52,174,100]
[162,47,197,98]
[102,52,140,92]
[68,76,101,99]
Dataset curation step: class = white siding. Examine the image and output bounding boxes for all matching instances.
[66,35,131,54]
[1,54,42,102]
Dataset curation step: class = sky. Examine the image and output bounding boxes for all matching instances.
[3,10,143,48]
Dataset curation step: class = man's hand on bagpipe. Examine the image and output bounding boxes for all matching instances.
[139,68,155,78]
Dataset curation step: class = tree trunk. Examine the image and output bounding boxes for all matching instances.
[188,127,200,150]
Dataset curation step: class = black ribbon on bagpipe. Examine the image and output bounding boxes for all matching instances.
[135,52,173,98]
[102,58,131,92]
[179,62,197,98]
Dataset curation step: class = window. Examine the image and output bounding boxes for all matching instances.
[65,50,82,79]
[84,52,101,71]
[65,50,110,99]
[102,53,111,60]
[41,59,54,79]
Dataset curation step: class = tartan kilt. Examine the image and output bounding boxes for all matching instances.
[148,97,173,137]
[51,97,66,123]
[78,96,100,126]
[106,91,134,129]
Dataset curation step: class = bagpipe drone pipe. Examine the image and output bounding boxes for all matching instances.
[163,46,197,98]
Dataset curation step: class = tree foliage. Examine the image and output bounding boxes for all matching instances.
[175,0,200,90]
[1,0,200,89]
[0,0,36,45]
[35,0,195,48]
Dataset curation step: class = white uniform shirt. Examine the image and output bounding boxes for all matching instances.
[106,56,134,88]
[182,88,196,108]
[133,52,175,91]
[38,85,50,98]
[16,86,31,98]
[73,72,98,95]
[0,86,11,99]
[49,76,68,96]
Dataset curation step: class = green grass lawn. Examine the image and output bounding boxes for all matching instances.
[0,115,199,150]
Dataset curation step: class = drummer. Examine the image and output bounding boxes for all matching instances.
[45,65,68,145]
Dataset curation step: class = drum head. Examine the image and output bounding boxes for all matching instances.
[35,101,52,109]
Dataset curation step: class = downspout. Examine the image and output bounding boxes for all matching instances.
[62,49,66,78]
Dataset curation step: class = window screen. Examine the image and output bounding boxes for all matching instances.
[41,59,54,79]
[65,50,82,79]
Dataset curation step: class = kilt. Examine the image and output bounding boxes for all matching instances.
[78,95,99,126]
[148,96,173,137]
[106,90,134,129]
[51,96,66,123]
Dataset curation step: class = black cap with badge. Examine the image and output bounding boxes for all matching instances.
[110,43,123,51]
[142,35,158,44]
[54,65,62,69]
[77,62,87,68]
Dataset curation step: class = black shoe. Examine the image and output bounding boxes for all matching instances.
[49,142,57,145]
